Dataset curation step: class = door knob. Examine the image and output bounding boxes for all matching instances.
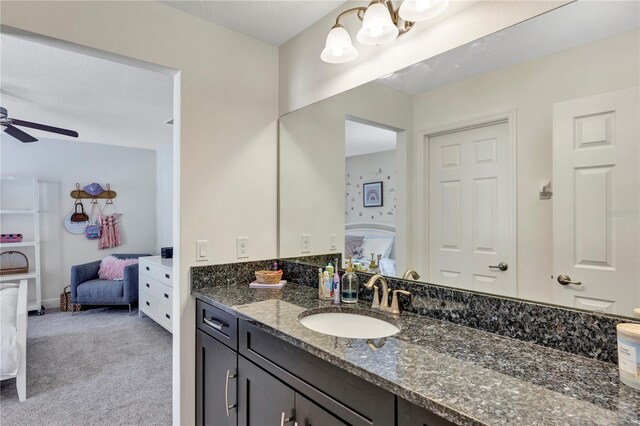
[557,274,581,286]
[488,262,508,271]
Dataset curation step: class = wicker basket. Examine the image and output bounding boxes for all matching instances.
[0,251,29,275]
[255,270,283,284]
[60,285,81,312]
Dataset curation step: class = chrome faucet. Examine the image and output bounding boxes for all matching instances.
[365,274,390,311]
[402,269,421,281]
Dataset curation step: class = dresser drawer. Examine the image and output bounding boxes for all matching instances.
[141,261,172,286]
[139,290,158,318]
[141,276,172,305]
[157,305,173,332]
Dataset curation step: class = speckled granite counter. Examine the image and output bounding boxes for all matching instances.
[193,283,640,426]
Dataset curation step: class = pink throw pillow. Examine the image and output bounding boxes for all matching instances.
[98,256,138,280]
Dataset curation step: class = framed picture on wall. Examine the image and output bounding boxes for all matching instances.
[363,181,383,207]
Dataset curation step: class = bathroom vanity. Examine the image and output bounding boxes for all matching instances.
[193,281,640,426]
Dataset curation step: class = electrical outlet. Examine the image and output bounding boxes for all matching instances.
[301,234,311,253]
[237,237,249,259]
[196,240,208,262]
[329,234,337,251]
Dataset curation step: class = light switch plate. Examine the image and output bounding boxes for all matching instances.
[237,237,249,259]
[301,234,311,253]
[329,234,337,251]
[196,240,208,262]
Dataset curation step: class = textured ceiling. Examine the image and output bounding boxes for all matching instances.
[378,1,640,95]
[161,0,346,46]
[345,119,396,158]
[0,34,173,150]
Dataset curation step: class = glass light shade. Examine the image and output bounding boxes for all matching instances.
[399,0,449,22]
[356,2,399,46]
[321,26,358,64]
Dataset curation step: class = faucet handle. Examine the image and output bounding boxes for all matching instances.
[390,290,411,315]
[371,285,380,310]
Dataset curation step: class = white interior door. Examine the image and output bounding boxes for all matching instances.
[553,87,640,315]
[428,120,516,296]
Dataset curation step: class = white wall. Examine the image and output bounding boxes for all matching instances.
[0,2,279,424]
[345,150,396,226]
[411,29,640,303]
[0,137,157,306]
[156,143,173,251]
[279,0,569,114]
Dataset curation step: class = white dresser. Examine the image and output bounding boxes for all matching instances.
[139,256,173,333]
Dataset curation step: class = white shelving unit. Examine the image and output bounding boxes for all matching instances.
[0,178,43,314]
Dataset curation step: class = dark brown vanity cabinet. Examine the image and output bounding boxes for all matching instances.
[196,330,237,426]
[397,398,456,426]
[196,299,454,426]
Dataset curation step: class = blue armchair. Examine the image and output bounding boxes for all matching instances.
[70,254,151,313]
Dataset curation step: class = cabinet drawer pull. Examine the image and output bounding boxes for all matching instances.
[203,317,226,331]
[225,369,237,417]
[146,283,150,288]
[165,313,170,319]
[164,293,169,299]
[280,412,294,426]
[165,273,170,279]
[146,301,150,306]
[146,266,150,271]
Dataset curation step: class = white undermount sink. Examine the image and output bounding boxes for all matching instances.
[299,311,400,339]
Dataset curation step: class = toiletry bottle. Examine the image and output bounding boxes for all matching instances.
[376,254,382,274]
[272,261,279,271]
[333,258,341,305]
[326,262,334,296]
[318,268,324,299]
[369,253,377,273]
[341,257,359,304]
[322,271,333,300]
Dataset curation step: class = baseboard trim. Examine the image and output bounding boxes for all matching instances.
[42,298,59,309]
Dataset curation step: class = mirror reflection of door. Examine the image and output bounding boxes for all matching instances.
[426,117,516,297]
[553,88,640,315]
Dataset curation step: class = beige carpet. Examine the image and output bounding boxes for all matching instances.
[1,306,172,425]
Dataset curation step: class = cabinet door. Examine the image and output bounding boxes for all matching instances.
[196,330,238,426]
[295,393,347,426]
[397,398,455,426]
[238,356,295,426]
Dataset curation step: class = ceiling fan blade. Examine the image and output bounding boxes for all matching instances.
[3,124,38,143]
[10,118,78,138]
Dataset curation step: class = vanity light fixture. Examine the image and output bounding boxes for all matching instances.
[321,0,449,64]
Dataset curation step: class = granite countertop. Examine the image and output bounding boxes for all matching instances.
[193,283,640,426]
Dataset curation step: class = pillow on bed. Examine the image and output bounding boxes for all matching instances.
[360,236,394,259]
[345,235,365,258]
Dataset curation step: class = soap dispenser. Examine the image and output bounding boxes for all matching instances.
[341,257,359,304]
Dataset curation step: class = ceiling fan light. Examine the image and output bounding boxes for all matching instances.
[321,25,358,64]
[356,2,399,46]
[399,0,449,22]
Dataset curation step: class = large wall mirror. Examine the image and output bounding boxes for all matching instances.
[279,1,640,317]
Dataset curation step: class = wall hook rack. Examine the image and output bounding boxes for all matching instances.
[69,183,117,200]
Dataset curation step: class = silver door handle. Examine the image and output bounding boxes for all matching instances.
[280,412,294,426]
[225,369,237,416]
[489,262,508,271]
[558,274,581,286]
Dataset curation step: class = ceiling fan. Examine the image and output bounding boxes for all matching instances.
[0,106,79,143]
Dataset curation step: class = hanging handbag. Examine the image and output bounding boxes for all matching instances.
[70,200,89,222]
[84,199,102,240]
